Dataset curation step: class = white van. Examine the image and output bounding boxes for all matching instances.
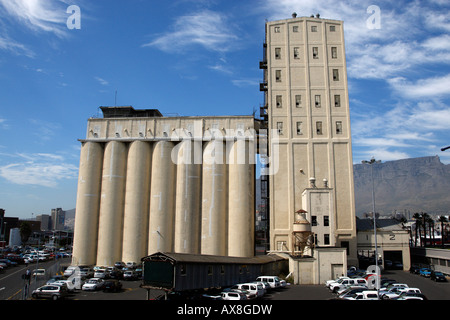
[234,283,265,298]
[256,276,281,289]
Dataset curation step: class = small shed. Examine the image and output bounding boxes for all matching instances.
[141,252,287,292]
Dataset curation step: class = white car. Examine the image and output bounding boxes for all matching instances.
[64,266,78,277]
[82,278,105,291]
[255,276,281,289]
[94,268,108,279]
[325,276,349,288]
[329,278,367,293]
[32,269,46,277]
[343,290,379,300]
[382,287,421,300]
[221,291,247,300]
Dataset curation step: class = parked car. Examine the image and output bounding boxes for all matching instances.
[94,268,109,279]
[430,270,446,282]
[233,283,265,298]
[64,266,77,277]
[123,270,137,280]
[336,285,367,296]
[325,276,349,288]
[392,261,403,270]
[396,292,428,300]
[256,276,281,289]
[409,264,421,274]
[32,285,68,300]
[32,269,46,277]
[253,281,271,293]
[338,286,369,299]
[342,290,378,300]
[330,278,368,293]
[103,279,122,292]
[221,291,247,300]
[82,278,105,291]
[382,287,421,300]
[79,267,94,278]
[419,268,432,277]
[126,262,137,269]
[379,283,408,292]
[114,261,126,269]
[53,277,85,292]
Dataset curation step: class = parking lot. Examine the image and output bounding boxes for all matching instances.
[60,269,450,301]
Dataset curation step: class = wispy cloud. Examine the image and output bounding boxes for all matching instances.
[388,75,450,99]
[143,9,239,53]
[94,76,109,86]
[0,0,69,38]
[0,152,78,188]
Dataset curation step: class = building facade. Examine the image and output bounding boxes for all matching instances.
[261,14,357,266]
[72,107,257,267]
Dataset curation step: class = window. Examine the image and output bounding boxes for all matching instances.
[330,25,336,32]
[311,25,317,32]
[316,121,323,135]
[296,122,303,135]
[276,95,282,108]
[333,69,339,81]
[276,70,282,82]
[275,47,281,59]
[208,265,213,276]
[331,47,337,59]
[336,121,343,134]
[315,95,321,107]
[324,216,329,226]
[295,95,302,107]
[180,264,187,275]
[293,26,299,32]
[274,26,280,33]
[324,234,330,245]
[334,95,341,107]
[311,216,317,226]
[277,122,283,135]
[220,265,225,275]
[293,47,300,59]
[312,47,319,59]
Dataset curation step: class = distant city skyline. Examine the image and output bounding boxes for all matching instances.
[1,0,450,218]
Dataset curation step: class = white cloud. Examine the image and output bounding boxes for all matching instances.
[143,9,239,53]
[0,152,78,188]
[0,0,69,37]
[388,75,450,98]
[94,76,109,86]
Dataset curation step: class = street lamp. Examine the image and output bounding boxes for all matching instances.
[362,157,381,295]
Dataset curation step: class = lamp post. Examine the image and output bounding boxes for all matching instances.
[362,157,381,295]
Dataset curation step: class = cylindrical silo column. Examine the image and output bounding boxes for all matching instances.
[227,138,255,257]
[72,142,104,266]
[96,141,128,266]
[174,140,202,254]
[122,141,152,264]
[201,139,228,256]
[148,141,176,254]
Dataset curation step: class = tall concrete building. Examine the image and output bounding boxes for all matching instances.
[260,13,358,267]
[72,107,256,267]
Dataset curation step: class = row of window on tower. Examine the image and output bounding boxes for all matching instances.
[275,46,338,60]
[273,24,338,34]
[276,120,343,136]
[275,94,342,108]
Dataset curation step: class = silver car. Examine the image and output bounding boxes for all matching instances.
[32,285,68,300]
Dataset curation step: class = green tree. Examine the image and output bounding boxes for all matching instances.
[19,222,32,244]
[438,215,448,248]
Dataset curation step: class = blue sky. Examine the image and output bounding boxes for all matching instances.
[1,0,450,219]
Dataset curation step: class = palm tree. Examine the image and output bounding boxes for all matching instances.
[420,212,430,246]
[438,215,448,248]
[413,212,421,247]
